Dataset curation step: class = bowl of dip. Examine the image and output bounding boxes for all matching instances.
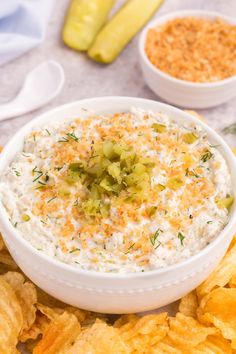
[139,10,236,109]
[0,96,235,313]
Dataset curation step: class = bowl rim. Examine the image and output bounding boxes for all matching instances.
[139,9,236,88]
[0,96,236,280]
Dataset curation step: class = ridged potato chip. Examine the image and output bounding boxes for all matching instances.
[197,287,236,348]
[179,291,198,318]
[0,277,23,354]
[167,312,217,349]
[116,313,169,352]
[20,310,50,343]
[66,319,129,354]
[189,334,233,354]
[3,272,37,337]
[33,311,81,354]
[197,242,236,299]
[150,336,182,353]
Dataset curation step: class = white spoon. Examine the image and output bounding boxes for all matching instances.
[0,60,65,122]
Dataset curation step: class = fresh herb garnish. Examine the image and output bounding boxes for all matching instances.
[69,248,80,254]
[150,229,162,247]
[124,243,135,254]
[66,131,79,142]
[54,166,64,171]
[201,150,213,163]
[47,196,57,204]
[40,220,47,224]
[45,129,51,136]
[14,222,18,228]
[207,221,213,224]
[185,168,200,178]
[178,232,185,246]
[222,123,236,135]
[58,137,69,143]
[58,131,79,143]
[209,144,220,148]
[14,170,21,177]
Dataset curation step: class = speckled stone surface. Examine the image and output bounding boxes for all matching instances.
[0,3,235,349]
[0,0,235,148]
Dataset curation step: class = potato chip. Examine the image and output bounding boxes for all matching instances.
[167,312,217,349]
[33,311,81,354]
[179,291,198,318]
[150,336,182,353]
[229,274,236,288]
[66,319,129,354]
[0,277,23,354]
[19,310,50,343]
[189,334,233,354]
[116,313,169,352]
[232,147,236,156]
[197,242,236,299]
[197,287,236,348]
[3,272,37,337]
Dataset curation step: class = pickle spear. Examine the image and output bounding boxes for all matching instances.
[63,0,115,51]
[88,0,163,63]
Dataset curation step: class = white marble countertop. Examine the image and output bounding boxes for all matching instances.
[0,0,235,148]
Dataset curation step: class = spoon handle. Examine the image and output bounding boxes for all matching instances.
[0,102,24,122]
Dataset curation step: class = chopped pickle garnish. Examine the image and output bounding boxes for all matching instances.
[156,183,166,192]
[216,196,234,210]
[167,177,184,190]
[152,123,166,133]
[182,132,198,144]
[58,186,71,196]
[147,206,157,217]
[21,214,30,222]
[64,140,155,216]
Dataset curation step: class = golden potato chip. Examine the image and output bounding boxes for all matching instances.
[197,242,236,299]
[197,287,236,348]
[19,310,50,343]
[116,313,169,352]
[0,277,23,354]
[33,311,81,354]
[150,336,182,353]
[232,147,236,156]
[229,274,236,288]
[167,312,217,349]
[3,272,37,337]
[179,291,198,318]
[189,334,233,353]
[66,319,129,354]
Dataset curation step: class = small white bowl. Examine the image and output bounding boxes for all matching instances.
[0,97,236,314]
[139,10,236,109]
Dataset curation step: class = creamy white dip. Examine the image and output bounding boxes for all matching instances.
[0,108,233,273]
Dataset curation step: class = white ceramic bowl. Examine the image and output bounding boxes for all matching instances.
[139,10,236,109]
[0,97,236,314]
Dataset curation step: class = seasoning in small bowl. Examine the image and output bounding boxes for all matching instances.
[139,10,236,108]
[145,17,236,83]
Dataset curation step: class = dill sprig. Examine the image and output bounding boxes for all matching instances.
[222,123,236,135]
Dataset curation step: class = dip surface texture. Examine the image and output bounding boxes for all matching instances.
[0,109,232,273]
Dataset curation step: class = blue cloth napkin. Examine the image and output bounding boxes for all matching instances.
[0,0,54,66]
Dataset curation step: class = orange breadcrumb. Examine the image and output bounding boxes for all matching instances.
[145,17,236,83]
